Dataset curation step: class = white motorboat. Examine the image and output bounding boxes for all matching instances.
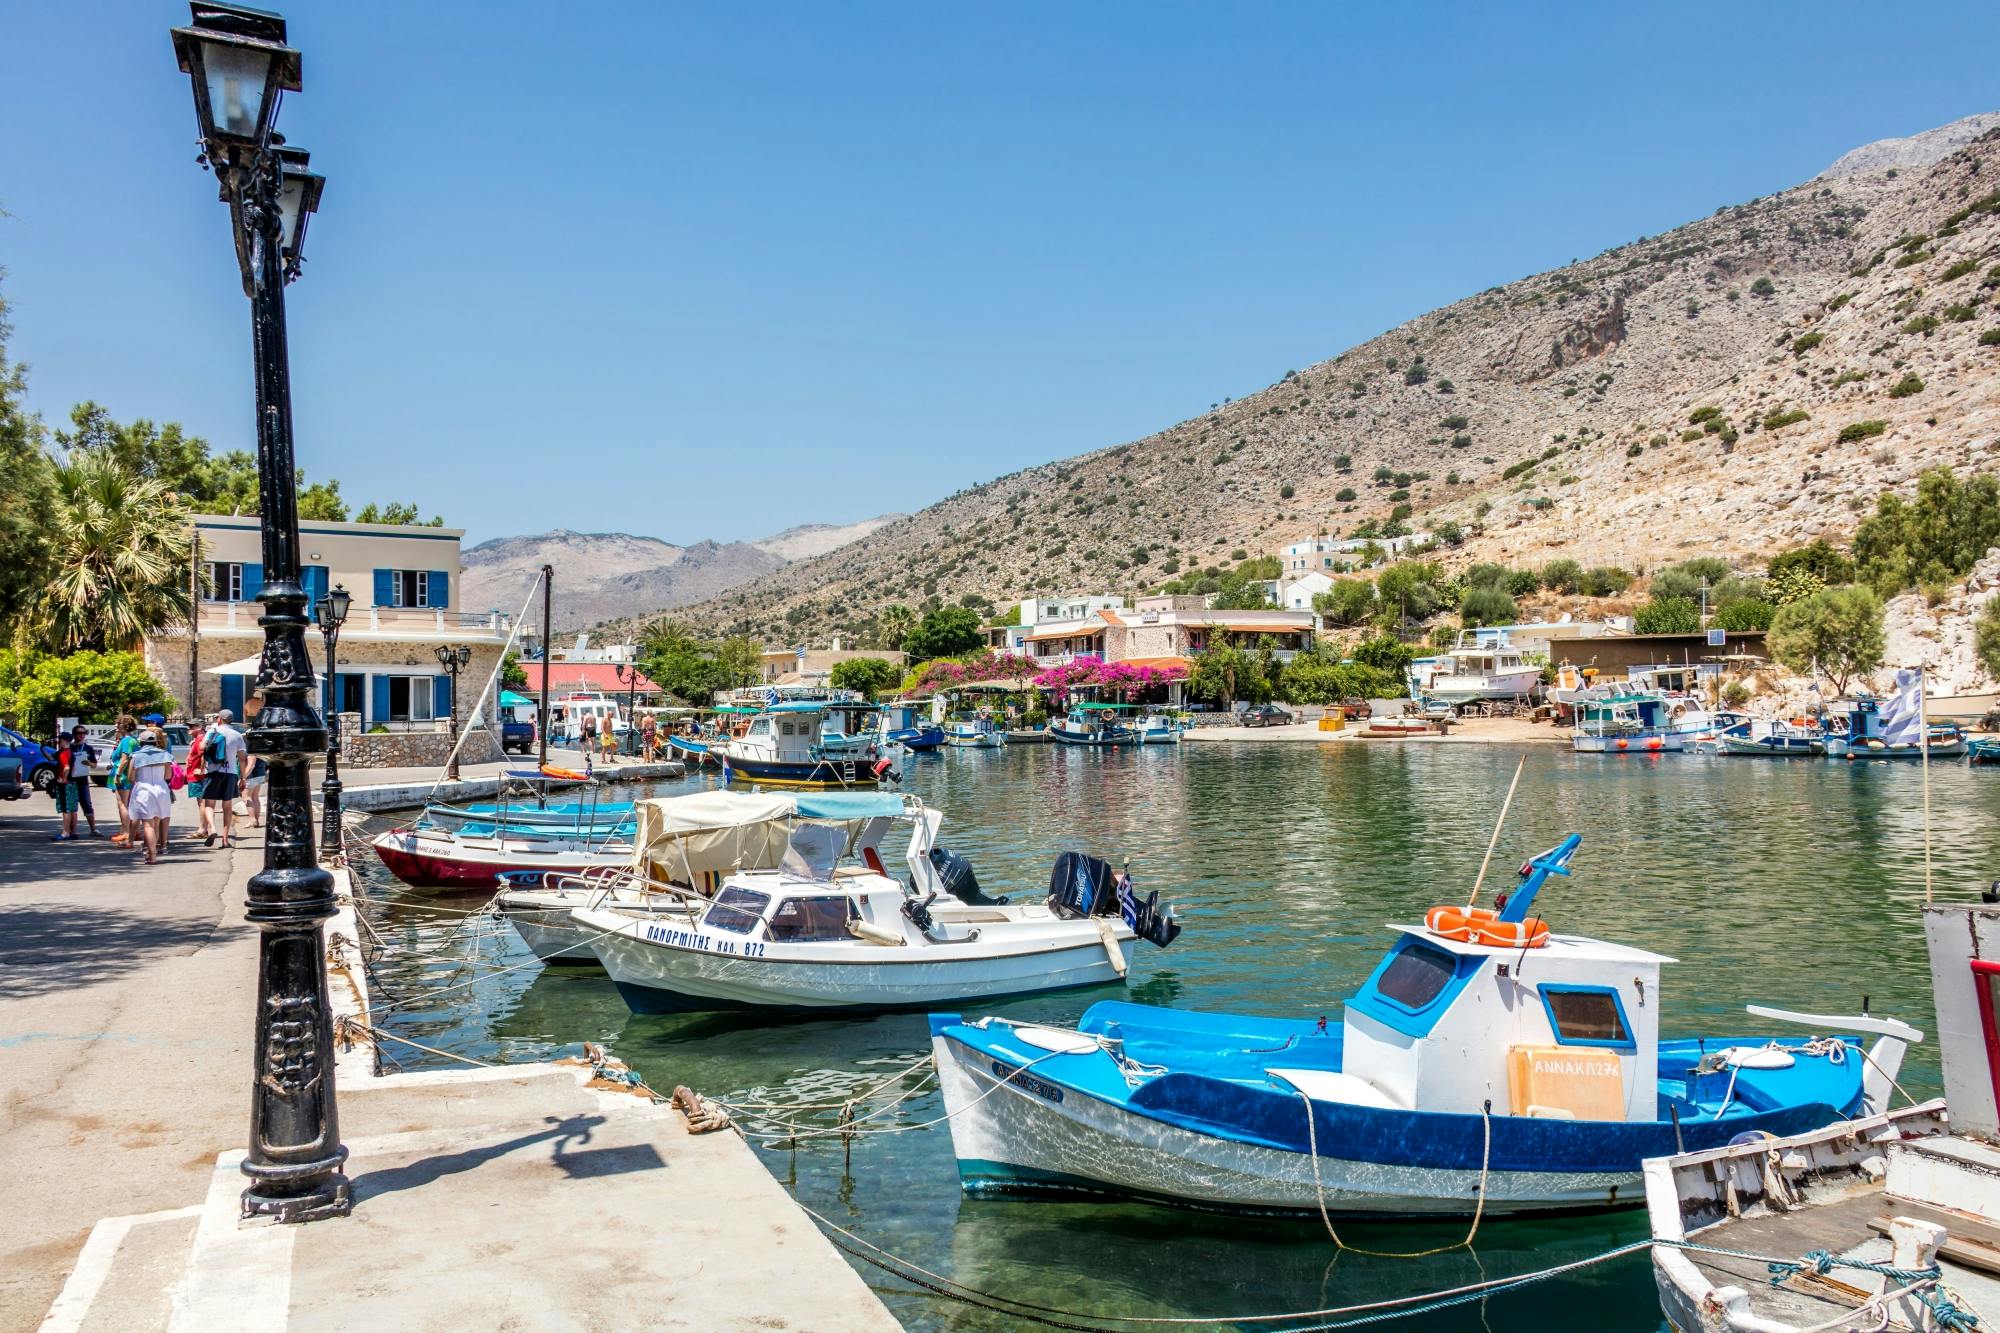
[568,791,1182,1013]
[1410,631,1542,704]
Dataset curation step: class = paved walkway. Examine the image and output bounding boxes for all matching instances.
[0,794,259,1329]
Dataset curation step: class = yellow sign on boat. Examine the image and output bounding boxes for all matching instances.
[1507,1045,1627,1120]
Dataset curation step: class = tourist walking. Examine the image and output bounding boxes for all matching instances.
[640,714,657,760]
[580,712,597,756]
[241,755,267,826]
[185,716,212,843]
[600,718,619,765]
[201,709,247,849]
[127,727,176,864]
[53,725,103,841]
[107,714,139,846]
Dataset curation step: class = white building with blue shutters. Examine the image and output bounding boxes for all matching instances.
[144,514,513,732]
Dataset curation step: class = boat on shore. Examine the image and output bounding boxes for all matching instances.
[1050,703,1140,746]
[932,835,1906,1216]
[569,791,1182,1013]
[1407,631,1541,705]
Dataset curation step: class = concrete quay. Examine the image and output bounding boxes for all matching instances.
[1182,715,1565,744]
[2,795,896,1333]
[328,746,688,814]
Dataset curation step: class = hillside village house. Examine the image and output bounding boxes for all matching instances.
[994,594,1128,654]
[755,644,907,686]
[145,514,512,730]
[1022,595,1314,672]
[1279,531,1433,575]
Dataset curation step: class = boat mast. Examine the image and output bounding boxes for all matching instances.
[537,563,553,772]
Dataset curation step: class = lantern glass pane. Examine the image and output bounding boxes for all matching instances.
[202,40,275,140]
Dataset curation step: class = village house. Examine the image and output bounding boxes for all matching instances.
[754,643,907,686]
[145,513,512,730]
[1021,595,1316,671]
[993,593,1128,654]
[1279,530,1434,575]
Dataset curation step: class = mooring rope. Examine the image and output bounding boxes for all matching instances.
[1295,1090,1493,1259]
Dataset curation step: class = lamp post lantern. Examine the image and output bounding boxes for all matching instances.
[435,644,472,781]
[172,1,348,1222]
[314,583,351,858]
[615,662,641,757]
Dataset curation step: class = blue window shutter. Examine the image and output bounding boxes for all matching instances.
[305,566,328,615]
[434,674,452,718]
[371,674,391,724]
[221,675,245,717]
[373,568,394,606]
[429,570,449,609]
[241,564,264,601]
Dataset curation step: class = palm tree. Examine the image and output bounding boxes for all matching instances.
[37,450,192,652]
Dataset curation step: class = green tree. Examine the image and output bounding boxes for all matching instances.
[500,651,529,691]
[830,656,900,700]
[297,475,349,521]
[355,501,444,527]
[1313,579,1375,628]
[1459,585,1516,627]
[1189,642,1270,707]
[0,278,53,635]
[1578,566,1633,597]
[1712,598,1776,631]
[1977,601,2000,683]
[1634,596,1700,634]
[1374,561,1445,624]
[902,606,983,663]
[36,451,193,652]
[1542,558,1583,594]
[638,621,735,706]
[1351,633,1415,676]
[1767,585,1886,695]
[1463,562,1511,590]
[1852,467,2000,595]
[1280,653,1398,704]
[1768,539,1855,588]
[10,650,172,733]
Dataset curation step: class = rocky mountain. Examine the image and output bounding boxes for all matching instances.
[462,516,900,631]
[1820,111,2000,179]
[662,115,2000,645]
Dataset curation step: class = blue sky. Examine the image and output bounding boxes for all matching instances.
[4,3,1996,546]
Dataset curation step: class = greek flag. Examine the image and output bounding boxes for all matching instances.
[1877,668,1926,746]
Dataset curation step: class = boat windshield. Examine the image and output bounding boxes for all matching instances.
[766,896,856,942]
[702,886,769,935]
[1375,941,1457,1010]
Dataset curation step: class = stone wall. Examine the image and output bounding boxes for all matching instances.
[340,714,504,770]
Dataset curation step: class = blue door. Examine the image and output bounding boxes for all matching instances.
[220,674,246,718]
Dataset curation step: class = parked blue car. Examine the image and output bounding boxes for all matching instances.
[0,726,58,793]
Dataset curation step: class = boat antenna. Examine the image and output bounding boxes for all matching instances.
[537,562,553,778]
[1919,664,1934,904]
[1465,752,1527,909]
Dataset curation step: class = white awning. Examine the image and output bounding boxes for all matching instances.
[205,654,378,675]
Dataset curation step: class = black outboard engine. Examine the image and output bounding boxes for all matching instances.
[1048,851,1181,948]
[929,847,1009,905]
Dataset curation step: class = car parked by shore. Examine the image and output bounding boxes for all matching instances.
[1237,703,1295,728]
[0,756,24,800]
[0,726,59,792]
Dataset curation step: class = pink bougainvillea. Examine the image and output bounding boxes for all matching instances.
[1031,655,1187,703]
[903,650,1039,697]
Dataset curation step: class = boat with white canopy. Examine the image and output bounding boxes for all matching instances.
[546,790,1182,1013]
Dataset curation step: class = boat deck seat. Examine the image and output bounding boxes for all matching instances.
[1266,1068,1405,1110]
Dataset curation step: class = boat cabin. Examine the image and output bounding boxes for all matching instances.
[1333,837,1672,1122]
[1574,692,1673,736]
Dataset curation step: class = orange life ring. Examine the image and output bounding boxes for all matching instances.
[1423,905,1550,949]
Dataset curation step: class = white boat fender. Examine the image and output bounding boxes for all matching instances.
[1014,1027,1100,1056]
[1095,919,1129,977]
[846,918,906,948]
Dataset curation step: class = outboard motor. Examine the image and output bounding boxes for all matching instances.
[930,847,1009,905]
[1048,851,1181,948]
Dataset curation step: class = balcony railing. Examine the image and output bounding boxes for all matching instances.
[189,601,511,637]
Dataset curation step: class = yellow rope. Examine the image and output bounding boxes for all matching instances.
[1297,1090,1492,1258]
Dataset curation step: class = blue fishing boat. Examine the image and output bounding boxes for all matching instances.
[944,717,1005,748]
[1821,697,1967,759]
[1970,736,2000,766]
[1716,719,1821,757]
[1570,692,1685,753]
[932,835,1916,1216]
[1049,703,1141,746]
[877,699,945,752]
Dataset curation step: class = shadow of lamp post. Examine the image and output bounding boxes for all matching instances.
[171,1,349,1221]
[314,583,350,859]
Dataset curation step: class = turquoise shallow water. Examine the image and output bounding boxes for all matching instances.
[348,741,1998,1331]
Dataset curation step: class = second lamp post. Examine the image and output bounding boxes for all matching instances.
[435,644,472,781]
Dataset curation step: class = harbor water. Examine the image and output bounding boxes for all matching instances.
[347,741,1995,1331]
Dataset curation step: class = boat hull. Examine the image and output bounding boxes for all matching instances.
[1049,723,1138,746]
[1572,732,1684,753]
[718,753,882,788]
[1970,737,2000,766]
[1832,736,1969,759]
[944,732,1004,748]
[586,918,1136,1014]
[933,1029,1848,1217]
[369,828,629,889]
[666,735,716,766]
[1719,735,1819,757]
[886,726,945,752]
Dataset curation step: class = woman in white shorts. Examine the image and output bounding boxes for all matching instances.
[127,728,176,864]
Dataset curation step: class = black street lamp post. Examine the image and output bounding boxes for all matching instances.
[314,584,351,858]
[615,662,640,757]
[434,644,472,781]
[171,2,348,1221]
